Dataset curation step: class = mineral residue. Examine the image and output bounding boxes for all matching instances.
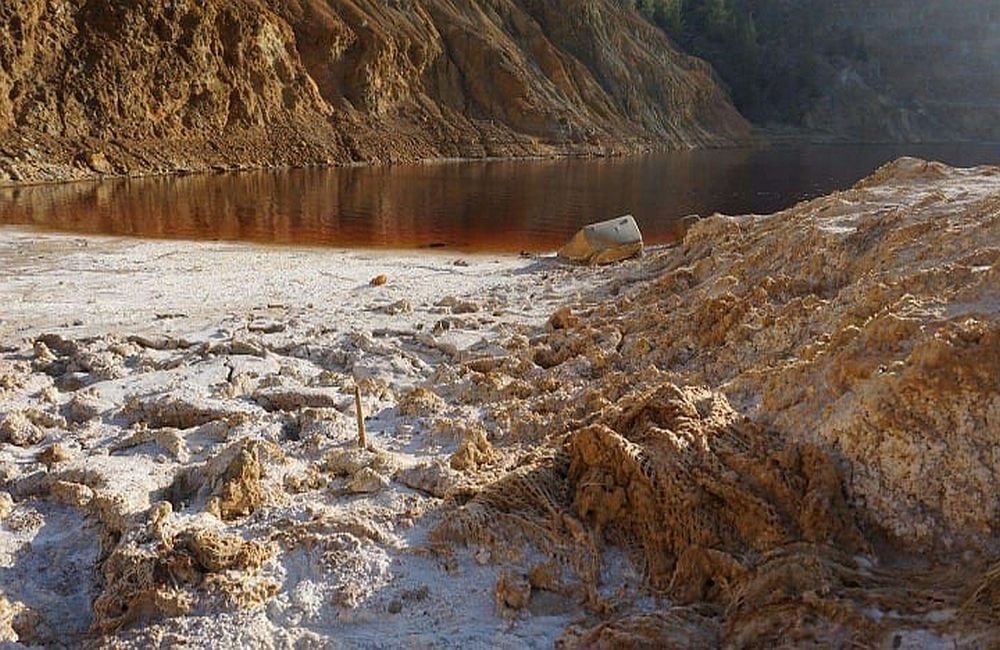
[1,158,998,647]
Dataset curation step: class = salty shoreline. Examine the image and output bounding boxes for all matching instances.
[0,228,649,647]
[2,157,1000,648]
[0,229,610,337]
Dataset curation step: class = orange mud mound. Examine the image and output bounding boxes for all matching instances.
[434,158,1000,647]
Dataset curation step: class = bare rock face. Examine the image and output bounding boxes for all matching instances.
[0,0,750,184]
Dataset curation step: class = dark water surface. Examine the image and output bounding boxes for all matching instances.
[3,144,1000,252]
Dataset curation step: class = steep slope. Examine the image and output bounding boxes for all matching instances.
[797,1,1000,141]
[638,0,1000,142]
[0,0,750,184]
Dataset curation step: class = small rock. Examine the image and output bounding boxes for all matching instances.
[558,214,643,265]
[380,299,412,315]
[450,428,495,471]
[673,214,701,242]
[495,571,532,611]
[248,319,286,334]
[33,341,56,364]
[253,387,343,412]
[123,391,258,429]
[75,150,114,174]
[529,561,562,592]
[431,319,453,335]
[228,340,265,356]
[370,274,388,287]
[67,392,110,423]
[49,480,94,507]
[347,467,389,494]
[547,307,579,331]
[451,301,479,315]
[0,412,45,447]
[326,447,394,477]
[200,440,266,521]
[57,372,90,391]
[397,387,447,417]
[435,296,458,308]
[152,429,189,462]
[178,527,273,573]
[285,465,329,493]
[37,444,72,468]
[397,460,462,498]
[24,408,66,429]
[387,600,403,614]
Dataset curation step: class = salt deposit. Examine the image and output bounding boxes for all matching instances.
[1,158,998,647]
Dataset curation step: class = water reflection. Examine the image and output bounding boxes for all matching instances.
[2,144,999,251]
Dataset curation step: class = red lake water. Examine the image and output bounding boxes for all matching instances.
[3,144,1000,251]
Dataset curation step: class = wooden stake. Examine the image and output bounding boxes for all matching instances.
[354,384,367,449]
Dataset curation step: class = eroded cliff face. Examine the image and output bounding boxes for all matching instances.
[466,157,1000,554]
[0,0,750,184]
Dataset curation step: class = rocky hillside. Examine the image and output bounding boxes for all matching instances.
[0,0,750,184]
[805,1,1000,142]
[639,0,1000,142]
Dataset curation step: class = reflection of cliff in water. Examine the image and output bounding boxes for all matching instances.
[3,144,1000,251]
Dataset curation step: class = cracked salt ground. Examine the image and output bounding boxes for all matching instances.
[0,238,633,647]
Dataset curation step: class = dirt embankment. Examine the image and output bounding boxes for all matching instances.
[0,0,750,185]
[436,157,1000,646]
